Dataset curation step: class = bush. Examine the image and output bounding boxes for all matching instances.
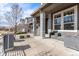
[20,35,25,39]
[26,35,30,38]
[16,32,27,34]
[58,33,61,36]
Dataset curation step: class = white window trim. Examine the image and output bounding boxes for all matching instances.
[53,5,78,32]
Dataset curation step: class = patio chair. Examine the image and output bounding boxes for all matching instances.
[49,31,58,38]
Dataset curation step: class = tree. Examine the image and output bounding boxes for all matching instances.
[4,11,13,32]
[5,3,23,34]
[11,3,23,34]
[5,12,14,27]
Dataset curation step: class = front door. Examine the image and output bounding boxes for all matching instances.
[45,18,48,34]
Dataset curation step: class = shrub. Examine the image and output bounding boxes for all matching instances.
[16,32,27,34]
[20,35,25,39]
[58,33,61,36]
[27,35,30,38]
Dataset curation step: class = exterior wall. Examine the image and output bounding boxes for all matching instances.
[53,5,77,30]
[27,17,33,24]
[77,4,79,36]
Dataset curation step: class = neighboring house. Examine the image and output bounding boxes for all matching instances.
[17,17,33,33]
[17,19,28,33]
[17,23,28,33]
[31,3,79,51]
[25,17,33,33]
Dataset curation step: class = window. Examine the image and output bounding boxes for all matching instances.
[64,23,74,30]
[64,9,74,30]
[53,6,76,31]
[54,14,61,30]
[64,10,74,23]
[55,25,61,30]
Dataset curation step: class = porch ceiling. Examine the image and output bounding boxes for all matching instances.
[32,3,77,17]
[43,3,76,13]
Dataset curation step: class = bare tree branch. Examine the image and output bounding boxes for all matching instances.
[4,3,23,34]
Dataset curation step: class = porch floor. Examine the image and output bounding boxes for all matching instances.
[4,36,79,56]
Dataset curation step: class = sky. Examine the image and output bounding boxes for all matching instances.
[0,3,41,27]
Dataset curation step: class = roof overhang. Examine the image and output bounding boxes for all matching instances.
[31,3,52,17]
[31,3,77,17]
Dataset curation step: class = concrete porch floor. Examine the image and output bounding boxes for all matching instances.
[4,36,79,56]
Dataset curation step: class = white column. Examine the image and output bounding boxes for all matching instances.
[48,13,52,34]
[40,11,45,38]
[33,17,36,36]
[61,12,64,30]
[74,5,78,31]
[53,15,55,30]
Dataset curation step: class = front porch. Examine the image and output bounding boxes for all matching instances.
[32,3,79,38]
[32,3,79,51]
[4,35,79,56]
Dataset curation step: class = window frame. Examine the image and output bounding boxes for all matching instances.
[54,14,61,30]
[53,5,77,32]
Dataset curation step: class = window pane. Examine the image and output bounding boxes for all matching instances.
[64,9,74,30]
[64,10,74,23]
[64,23,74,30]
[64,15,74,23]
[55,25,61,30]
[54,14,61,30]
[54,18,61,24]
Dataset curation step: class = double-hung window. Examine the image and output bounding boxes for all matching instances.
[64,10,74,30]
[54,14,61,30]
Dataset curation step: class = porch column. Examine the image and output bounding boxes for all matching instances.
[53,15,55,30]
[48,13,52,34]
[40,11,46,38]
[33,17,36,36]
[74,5,78,31]
[61,12,64,30]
